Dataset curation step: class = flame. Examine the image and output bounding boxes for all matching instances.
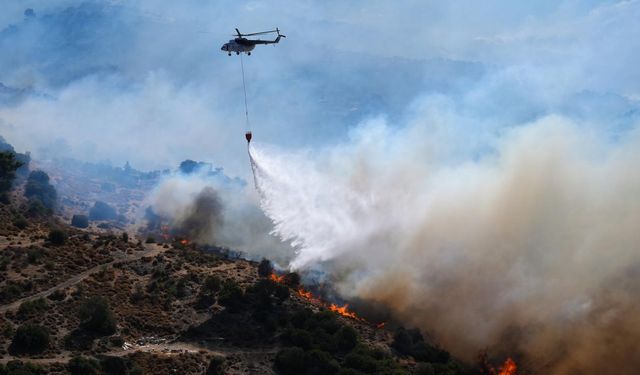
[179,239,190,245]
[497,358,517,375]
[328,303,362,320]
[376,322,386,329]
[270,273,285,283]
[296,288,321,304]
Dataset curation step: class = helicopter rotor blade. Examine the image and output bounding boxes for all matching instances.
[241,29,278,36]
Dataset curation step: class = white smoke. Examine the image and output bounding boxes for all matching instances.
[250,113,640,373]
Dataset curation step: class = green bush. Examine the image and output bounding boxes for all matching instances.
[274,347,306,375]
[48,229,67,246]
[12,216,28,230]
[68,356,101,375]
[17,298,47,317]
[101,356,127,375]
[304,349,339,374]
[0,360,45,375]
[71,214,89,228]
[0,151,23,194]
[26,198,49,217]
[89,201,117,221]
[335,326,358,352]
[10,324,50,354]
[24,170,56,210]
[121,232,129,242]
[218,280,244,311]
[145,236,156,244]
[78,296,117,335]
[391,327,449,364]
[206,356,226,375]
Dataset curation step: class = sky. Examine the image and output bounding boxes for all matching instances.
[0,0,638,179]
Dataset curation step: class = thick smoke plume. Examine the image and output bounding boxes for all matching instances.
[250,115,640,374]
[147,171,292,261]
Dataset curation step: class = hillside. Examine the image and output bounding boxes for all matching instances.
[0,171,472,375]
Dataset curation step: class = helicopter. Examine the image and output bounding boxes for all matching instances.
[221,28,286,56]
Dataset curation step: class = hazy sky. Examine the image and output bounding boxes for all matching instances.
[0,0,638,178]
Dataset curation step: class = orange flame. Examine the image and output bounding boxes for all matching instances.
[296,288,321,304]
[376,322,386,329]
[328,303,362,320]
[179,239,190,245]
[497,358,517,375]
[270,273,285,283]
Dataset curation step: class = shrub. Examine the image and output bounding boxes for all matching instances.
[206,356,226,375]
[89,201,117,221]
[1,360,44,375]
[202,275,222,294]
[101,356,127,375]
[343,351,378,373]
[304,349,339,374]
[78,296,117,335]
[274,347,305,375]
[121,232,129,242]
[0,151,23,194]
[257,258,273,277]
[48,229,67,246]
[335,326,358,352]
[24,170,56,210]
[25,198,49,217]
[145,236,156,244]
[71,214,89,228]
[391,327,449,364]
[12,216,28,230]
[47,289,66,301]
[218,280,244,311]
[10,324,50,354]
[68,356,101,375]
[17,298,47,317]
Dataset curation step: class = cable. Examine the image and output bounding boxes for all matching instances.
[240,53,250,132]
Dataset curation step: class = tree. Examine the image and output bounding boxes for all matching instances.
[89,201,117,221]
[121,232,129,242]
[68,356,101,375]
[24,170,56,210]
[78,297,116,335]
[48,229,67,246]
[206,356,226,375]
[71,215,89,228]
[258,259,273,278]
[0,151,23,193]
[274,347,305,375]
[10,324,50,354]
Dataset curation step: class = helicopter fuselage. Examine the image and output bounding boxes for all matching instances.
[221,39,256,55]
[221,35,282,55]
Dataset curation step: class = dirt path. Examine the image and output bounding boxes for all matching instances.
[0,341,278,365]
[0,243,166,313]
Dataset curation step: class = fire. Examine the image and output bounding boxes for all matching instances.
[497,358,517,375]
[270,273,385,328]
[296,288,321,304]
[328,303,362,320]
[179,239,190,245]
[270,273,285,283]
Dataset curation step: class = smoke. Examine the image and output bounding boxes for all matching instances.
[146,171,292,262]
[250,112,640,373]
